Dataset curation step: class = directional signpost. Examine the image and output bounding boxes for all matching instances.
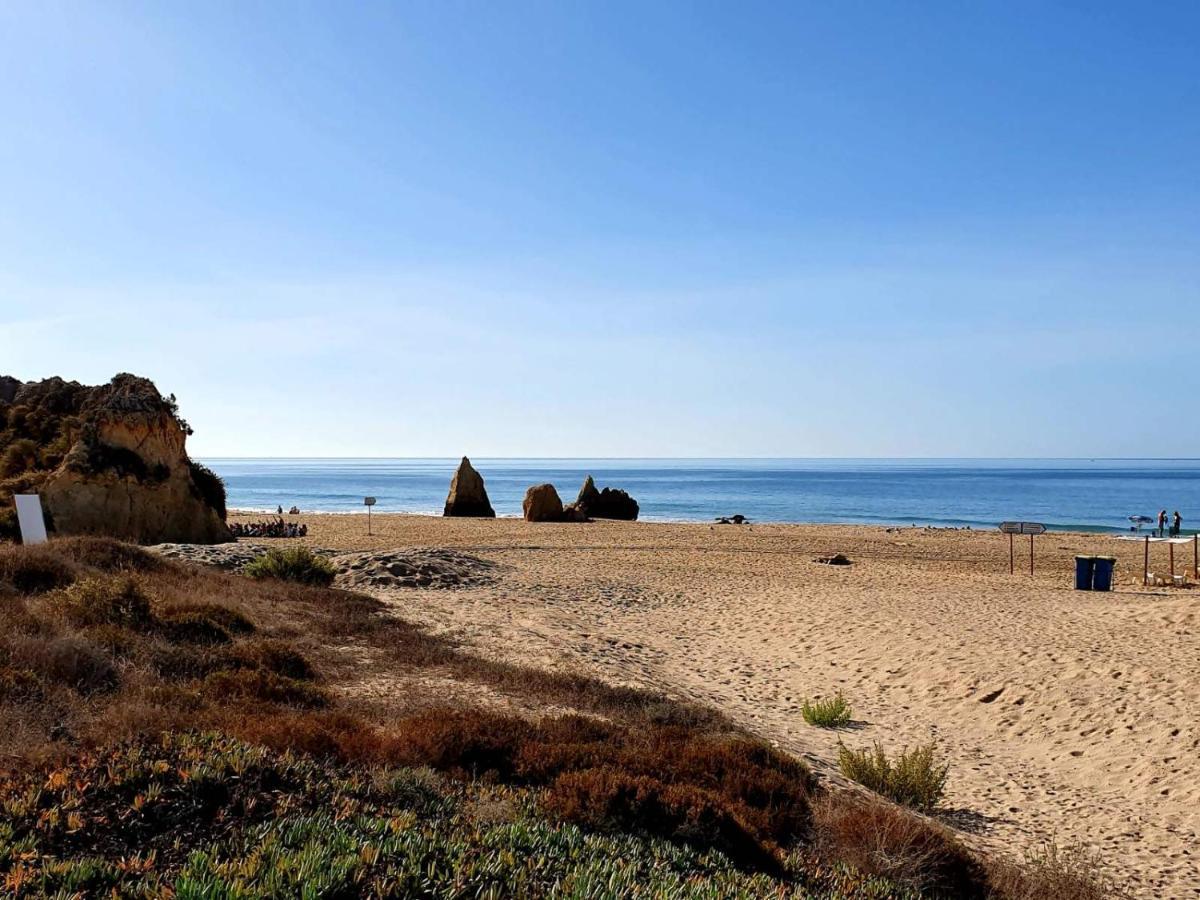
[364,496,376,535]
[999,521,1046,575]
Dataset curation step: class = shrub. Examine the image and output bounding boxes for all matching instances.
[204,669,329,708]
[802,692,853,728]
[1,437,40,477]
[0,544,78,594]
[244,548,336,587]
[158,611,233,645]
[189,461,227,519]
[161,602,255,636]
[837,741,949,811]
[17,635,118,694]
[543,767,781,873]
[0,666,45,703]
[232,639,314,680]
[64,577,153,630]
[812,795,985,897]
[987,841,1125,900]
[53,536,166,573]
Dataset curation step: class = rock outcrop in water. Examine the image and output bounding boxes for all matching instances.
[443,457,495,518]
[523,483,564,522]
[573,475,639,521]
[0,373,231,544]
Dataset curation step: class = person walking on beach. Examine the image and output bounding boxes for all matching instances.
[1172,510,1182,537]
[1158,509,1168,537]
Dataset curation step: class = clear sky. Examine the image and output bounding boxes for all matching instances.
[1,2,1197,457]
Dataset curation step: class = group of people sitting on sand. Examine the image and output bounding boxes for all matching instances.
[229,518,307,538]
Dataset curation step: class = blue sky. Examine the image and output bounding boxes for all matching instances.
[1,2,1197,457]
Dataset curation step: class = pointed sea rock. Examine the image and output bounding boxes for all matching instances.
[443,457,495,517]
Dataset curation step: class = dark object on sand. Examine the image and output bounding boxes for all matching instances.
[443,457,495,517]
[714,514,750,525]
[817,553,852,566]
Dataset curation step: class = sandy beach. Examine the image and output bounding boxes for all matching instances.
[230,512,1199,897]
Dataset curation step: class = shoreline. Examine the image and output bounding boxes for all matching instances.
[227,508,1162,535]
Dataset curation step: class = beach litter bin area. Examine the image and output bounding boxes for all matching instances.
[1092,556,1116,592]
[1074,556,1095,591]
[1075,555,1116,591]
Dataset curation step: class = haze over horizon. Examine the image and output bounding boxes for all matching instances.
[2,2,1197,458]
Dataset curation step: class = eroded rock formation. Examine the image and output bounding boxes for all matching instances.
[443,457,495,517]
[573,475,639,521]
[0,373,231,544]
[523,483,564,522]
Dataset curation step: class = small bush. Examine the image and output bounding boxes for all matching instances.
[0,544,78,594]
[802,692,852,728]
[813,795,985,896]
[232,639,314,680]
[16,635,118,694]
[52,536,166,573]
[544,766,781,873]
[204,669,329,708]
[244,548,336,587]
[64,577,153,630]
[0,666,45,703]
[161,602,255,636]
[838,741,949,811]
[158,612,233,645]
[987,841,1125,900]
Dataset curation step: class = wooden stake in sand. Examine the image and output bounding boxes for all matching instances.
[1144,535,1150,587]
[364,496,376,536]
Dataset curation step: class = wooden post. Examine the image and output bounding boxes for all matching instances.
[1009,532,1014,574]
[1144,536,1149,586]
[1170,541,1175,581]
[1194,534,1198,579]
[1029,534,1035,575]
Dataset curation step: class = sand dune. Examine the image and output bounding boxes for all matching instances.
[230,512,1200,897]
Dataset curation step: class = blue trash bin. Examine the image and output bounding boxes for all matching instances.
[1092,557,1116,592]
[1074,556,1095,590]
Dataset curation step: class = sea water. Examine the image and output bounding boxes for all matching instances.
[199,458,1200,532]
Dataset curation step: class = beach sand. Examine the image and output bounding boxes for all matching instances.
[231,512,1200,897]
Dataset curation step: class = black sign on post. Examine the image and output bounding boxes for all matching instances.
[998,522,1046,574]
[364,496,376,535]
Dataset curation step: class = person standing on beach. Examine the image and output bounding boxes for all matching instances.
[1158,509,1168,537]
[1172,510,1182,537]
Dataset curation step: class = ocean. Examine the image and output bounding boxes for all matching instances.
[199,458,1200,533]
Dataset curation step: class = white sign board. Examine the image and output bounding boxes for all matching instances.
[14,494,48,545]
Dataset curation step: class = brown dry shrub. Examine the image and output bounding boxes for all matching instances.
[231,639,315,680]
[0,666,45,703]
[0,544,78,594]
[203,668,329,708]
[161,602,255,636]
[63,577,153,630]
[544,766,781,873]
[812,794,986,898]
[50,536,167,574]
[383,708,527,779]
[986,841,1125,900]
[157,611,233,646]
[10,634,118,695]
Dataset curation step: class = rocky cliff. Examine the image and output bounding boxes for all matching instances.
[0,374,231,544]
